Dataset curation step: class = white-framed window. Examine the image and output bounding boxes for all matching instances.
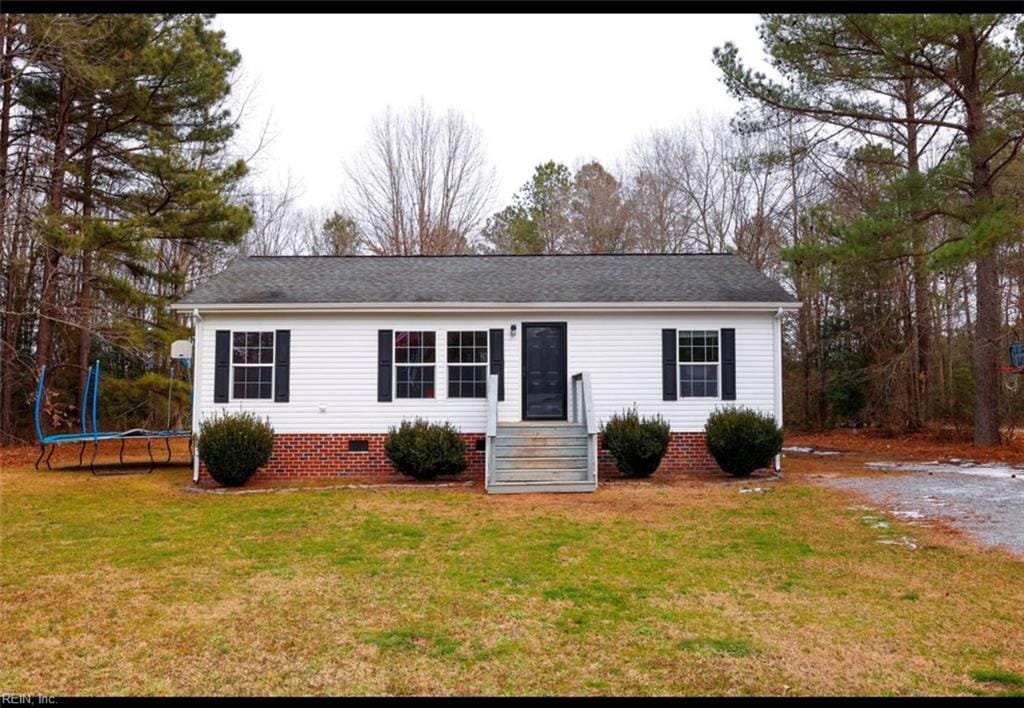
[232,331,274,399]
[447,330,488,398]
[678,329,719,398]
[395,331,435,398]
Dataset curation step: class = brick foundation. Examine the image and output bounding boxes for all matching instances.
[197,432,486,486]
[197,431,719,486]
[598,431,719,478]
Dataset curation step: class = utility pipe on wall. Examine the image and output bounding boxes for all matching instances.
[773,306,784,473]
[191,308,202,484]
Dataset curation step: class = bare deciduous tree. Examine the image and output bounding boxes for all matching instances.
[345,102,496,255]
[240,177,302,257]
[624,129,697,253]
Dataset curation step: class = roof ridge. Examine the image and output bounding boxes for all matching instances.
[245,252,737,259]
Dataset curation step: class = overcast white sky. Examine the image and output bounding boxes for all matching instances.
[214,13,767,210]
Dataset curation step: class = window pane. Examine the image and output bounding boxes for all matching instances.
[424,332,435,348]
[447,332,459,348]
[680,364,717,398]
[448,365,486,398]
[233,382,244,398]
[397,365,435,398]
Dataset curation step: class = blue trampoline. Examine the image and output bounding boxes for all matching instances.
[35,359,193,474]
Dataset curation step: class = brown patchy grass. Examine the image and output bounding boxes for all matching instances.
[1,449,1023,696]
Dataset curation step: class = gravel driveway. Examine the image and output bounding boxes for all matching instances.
[790,451,1024,555]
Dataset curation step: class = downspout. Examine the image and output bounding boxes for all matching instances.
[773,307,784,473]
[191,308,202,484]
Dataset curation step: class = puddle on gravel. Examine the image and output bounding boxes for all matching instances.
[864,460,1024,480]
[783,446,842,456]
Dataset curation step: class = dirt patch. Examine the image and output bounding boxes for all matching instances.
[1,438,193,469]
[787,428,1024,466]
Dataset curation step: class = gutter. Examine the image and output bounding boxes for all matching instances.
[773,306,785,473]
[191,308,202,485]
[170,300,804,314]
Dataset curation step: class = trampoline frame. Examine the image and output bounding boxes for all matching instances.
[34,360,193,475]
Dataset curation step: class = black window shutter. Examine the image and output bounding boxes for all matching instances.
[214,330,230,403]
[377,329,393,402]
[489,328,505,401]
[721,328,736,400]
[662,329,677,401]
[274,330,291,402]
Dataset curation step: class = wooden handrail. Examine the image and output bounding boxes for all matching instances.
[571,371,598,484]
[485,373,499,487]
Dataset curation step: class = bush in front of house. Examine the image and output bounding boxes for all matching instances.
[197,411,274,486]
[385,418,467,480]
[600,406,671,477]
[704,406,783,477]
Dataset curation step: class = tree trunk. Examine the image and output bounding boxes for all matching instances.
[903,78,932,428]
[0,14,15,441]
[974,252,1001,444]
[958,31,1001,445]
[76,121,95,402]
[35,72,73,375]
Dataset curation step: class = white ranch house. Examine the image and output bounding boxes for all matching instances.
[171,254,799,492]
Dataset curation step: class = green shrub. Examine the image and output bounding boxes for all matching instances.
[385,418,467,480]
[600,406,671,478]
[704,407,783,477]
[197,411,274,486]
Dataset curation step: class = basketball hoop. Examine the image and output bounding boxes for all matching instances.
[1001,342,1024,391]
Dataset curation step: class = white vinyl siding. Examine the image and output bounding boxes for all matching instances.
[196,311,777,434]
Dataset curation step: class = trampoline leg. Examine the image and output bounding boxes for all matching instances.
[119,438,126,465]
[45,444,55,470]
[35,444,45,470]
[78,441,86,468]
[90,440,98,475]
[147,437,153,465]
[165,436,172,464]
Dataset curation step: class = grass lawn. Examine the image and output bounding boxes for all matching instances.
[2,453,1023,696]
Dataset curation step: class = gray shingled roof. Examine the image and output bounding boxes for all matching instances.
[176,254,796,306]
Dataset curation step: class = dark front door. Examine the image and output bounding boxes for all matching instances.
[522,322,567,420]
